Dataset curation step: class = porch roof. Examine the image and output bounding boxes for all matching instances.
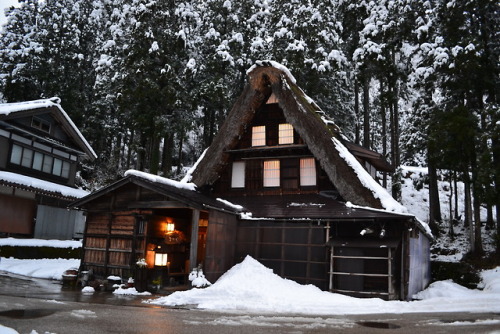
[226,194,412,221]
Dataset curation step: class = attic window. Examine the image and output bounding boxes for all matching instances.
[263,160,280,187]
[278,123,294,145]
[252,126,266,146]
[300,158,316,186]
[266,93,279,104]
[31,117,51,133]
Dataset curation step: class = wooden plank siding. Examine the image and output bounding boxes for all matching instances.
[82,210,151,278]
[235,220,329,290]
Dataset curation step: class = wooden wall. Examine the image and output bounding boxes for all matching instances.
[204,210,238,282]
[82,210,149,278]
[235,220,329,289]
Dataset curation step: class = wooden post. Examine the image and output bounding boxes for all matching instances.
[189,209,200,271]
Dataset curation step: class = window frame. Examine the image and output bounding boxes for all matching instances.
[252,125,266,147]
[231,161,246,188]
[300,157,317,186]
[263,160,280,187]
[278,123,294,145]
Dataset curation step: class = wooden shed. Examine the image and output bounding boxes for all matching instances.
[71,171,240,287]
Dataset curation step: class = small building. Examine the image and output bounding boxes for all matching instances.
[0,97,96,239]
[72,62,431,300]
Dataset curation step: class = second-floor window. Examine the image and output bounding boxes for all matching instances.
[300,158,316,186]
[231,161,245,188]
[263,160,280,187]
[10,144,71,179]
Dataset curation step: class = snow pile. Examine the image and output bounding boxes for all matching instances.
[81,286,95,294]
[189,267,212,288]
[125,169,196,191]
[0,237,81,249]
[147,256,500,315]
[0,258,80,280]
[246,60,297,84]
[113,286,151,296]
[0,171,89,199]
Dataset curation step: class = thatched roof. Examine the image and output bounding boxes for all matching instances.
[190,61,404,212]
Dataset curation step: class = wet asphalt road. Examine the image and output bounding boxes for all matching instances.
[1,272,500,334]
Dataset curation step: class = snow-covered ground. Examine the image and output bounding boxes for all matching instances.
[1,254,500,316]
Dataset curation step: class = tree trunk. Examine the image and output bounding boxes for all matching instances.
[380,78,387,188]
[427,159,442,234]
[464,173,475,253]
[176,129,184,175]
[448,172,454,238]
[354,78,360,145]
[161,133,174,177]
[362,74,370,149]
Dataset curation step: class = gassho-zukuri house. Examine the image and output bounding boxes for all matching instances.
[71,61,432,301]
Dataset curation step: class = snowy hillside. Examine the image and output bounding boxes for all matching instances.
[399,166,497,262]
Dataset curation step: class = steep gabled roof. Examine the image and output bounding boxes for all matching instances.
[190,61,405,213]
[0,97,97,160]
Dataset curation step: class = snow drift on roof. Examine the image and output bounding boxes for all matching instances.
[0,171,89,199]
[124,169,196,191]
[246,60,297,84]
[332,137,407,213]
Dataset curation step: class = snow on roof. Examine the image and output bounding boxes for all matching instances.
[124,169,196,191]
[181,148,207,183]
[0,171,89,199]
[246,60,297,84]
[332,137,408,214]
[0,97,97,159]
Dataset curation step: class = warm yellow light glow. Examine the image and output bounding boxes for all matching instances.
[252,126,266,146]
[166,222,175,233]
[278,123,294,144]
[263,160,280,187]
[155,253,168,266]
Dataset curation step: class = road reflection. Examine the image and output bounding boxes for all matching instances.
[0,271,158,307]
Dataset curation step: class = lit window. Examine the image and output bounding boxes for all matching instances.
[279,123,294,145]
[264,160,280,187]
[155,253,168,266]
[252,126,266,146]
[300,158,316,186]
[231,161,245,188]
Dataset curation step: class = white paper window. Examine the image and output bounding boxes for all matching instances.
[264,160,280,187]
[43,155,53,174]
[61,161,71,178]
[52,158,62,176]
[300,158,316,186]
[21,148,33,168]
[252,126,266,146]
[33,152,44,171]
[10,145,22,165]
[279,123,294,144]
[231,161,245,188]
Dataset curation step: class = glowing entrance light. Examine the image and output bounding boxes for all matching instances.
[155,253,168,267]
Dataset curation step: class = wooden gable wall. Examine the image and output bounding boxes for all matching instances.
[212,103,339,197]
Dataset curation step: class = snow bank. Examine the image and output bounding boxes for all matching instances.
[0,237,81,249]
[0,258,80,280]
[147,256,500,315]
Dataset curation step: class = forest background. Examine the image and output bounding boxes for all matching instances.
[0,0,499,254]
